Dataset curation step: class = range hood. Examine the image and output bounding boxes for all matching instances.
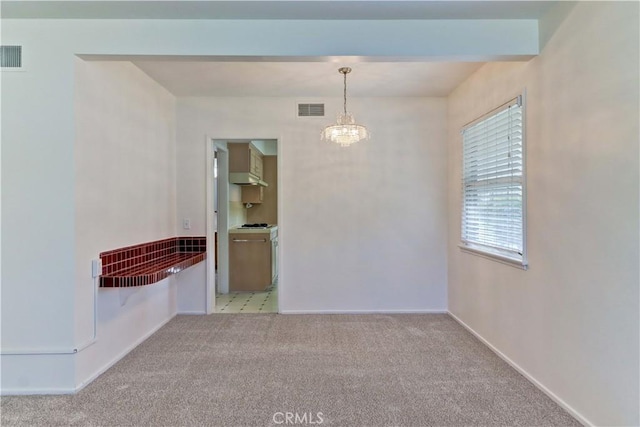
[229,172,268,187]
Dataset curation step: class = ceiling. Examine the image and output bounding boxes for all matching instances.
[3,1,558,20]
[7,0,551,97]
[133,61,484,97]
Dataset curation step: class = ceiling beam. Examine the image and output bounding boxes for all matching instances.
[2,1,556,20]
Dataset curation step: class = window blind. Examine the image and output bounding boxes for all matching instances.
[461,96,525,263]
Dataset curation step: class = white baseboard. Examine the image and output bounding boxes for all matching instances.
[280,309,448,314]
[447,311,592,427]
[2,386,77,395]
[74,314,176,393]
[176,310,207,315]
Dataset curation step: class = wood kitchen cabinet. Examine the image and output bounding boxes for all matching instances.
[251,149,263,178]
[229,232,272,291]
[246,155,278,224]
[241,185,264,204]
[229,142,264,179]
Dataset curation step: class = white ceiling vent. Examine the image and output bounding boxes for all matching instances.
[1,46,23,69]
[297,103,325,117]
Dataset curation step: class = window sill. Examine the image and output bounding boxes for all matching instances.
[459,244,528,270]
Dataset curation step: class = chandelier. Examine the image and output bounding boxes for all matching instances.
[321,67,370,147]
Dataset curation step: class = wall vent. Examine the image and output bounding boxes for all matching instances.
[1,46,23,69]
[297,103,325,117]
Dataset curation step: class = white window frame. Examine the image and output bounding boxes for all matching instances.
[459,93,528,269]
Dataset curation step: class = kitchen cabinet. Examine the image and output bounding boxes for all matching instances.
[241,185,264,204]
[229,226,277,291]
[246,155,277,224]
[251,150,263,179]
[229,231,271,291]
[229,142,264,179]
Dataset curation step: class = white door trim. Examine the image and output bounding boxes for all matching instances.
[205,137,230,313]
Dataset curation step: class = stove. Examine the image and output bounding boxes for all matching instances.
[240,223,272,229]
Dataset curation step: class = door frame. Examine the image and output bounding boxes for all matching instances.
[205,136,283,314]
[205,137,230,313]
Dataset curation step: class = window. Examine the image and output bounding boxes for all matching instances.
[460,95,527,268]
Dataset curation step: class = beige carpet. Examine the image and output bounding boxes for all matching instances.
[1,314,580,426]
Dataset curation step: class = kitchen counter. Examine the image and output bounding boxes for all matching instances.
[229,225,277,234]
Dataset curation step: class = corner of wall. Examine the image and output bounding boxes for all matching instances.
[538,1,578,50]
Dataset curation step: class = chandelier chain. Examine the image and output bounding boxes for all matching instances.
[343,71,348,115]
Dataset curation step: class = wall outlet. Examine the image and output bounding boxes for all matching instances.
[92,259,103,278]
[183,218,191,229]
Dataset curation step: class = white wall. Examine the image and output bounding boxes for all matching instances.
[447,3,639,426]
[73,60,178,389]
[177,96,448,313]
[176,262,207,314]
[1,25,78,393]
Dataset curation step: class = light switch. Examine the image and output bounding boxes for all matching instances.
[183,218,191,229]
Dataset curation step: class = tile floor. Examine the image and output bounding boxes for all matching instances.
[215,283,278,313]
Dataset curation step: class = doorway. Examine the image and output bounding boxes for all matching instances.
[206,138,280,314]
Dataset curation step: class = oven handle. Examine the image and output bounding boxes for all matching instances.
[232,238,267,243]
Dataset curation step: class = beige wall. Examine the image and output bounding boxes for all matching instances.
[228,184,247,228]
[447,2,639,425]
